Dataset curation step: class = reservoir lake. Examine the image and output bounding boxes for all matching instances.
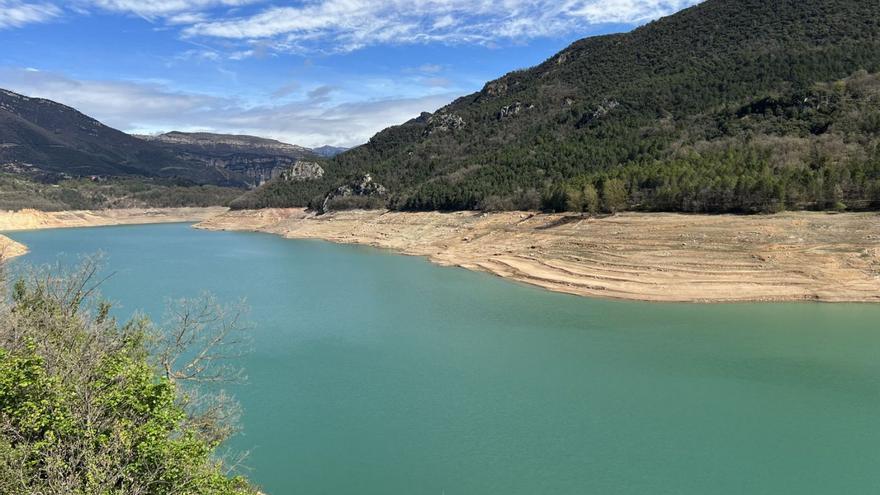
[6,223,880,494]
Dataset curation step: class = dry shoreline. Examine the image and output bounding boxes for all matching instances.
[0,207,227,259]
[196,208,880,303]
[2,206,878,303]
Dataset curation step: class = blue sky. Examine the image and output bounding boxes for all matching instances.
[0,0,701,147]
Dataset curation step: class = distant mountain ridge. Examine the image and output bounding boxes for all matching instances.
[0,89,330,188]
[311,145,349,158]
[137,131,314,158]
[137,131,322,186]
[0,88,214,182]
[233,0,880,213]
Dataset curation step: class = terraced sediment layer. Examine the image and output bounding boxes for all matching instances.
[197,209,880,303]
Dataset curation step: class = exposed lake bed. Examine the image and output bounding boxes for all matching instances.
[6,223,880,494]
[5,207,879,303]
[199,208,880,303]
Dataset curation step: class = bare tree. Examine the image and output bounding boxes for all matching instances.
[154,293,252,385]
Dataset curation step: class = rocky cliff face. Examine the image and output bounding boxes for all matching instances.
[174,151,297,186]
[280,161,325,182]
[139,131,314,157]
[137,132,323,187]
[424,113,465,136]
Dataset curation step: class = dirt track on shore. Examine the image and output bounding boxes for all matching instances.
[197,208,880,303]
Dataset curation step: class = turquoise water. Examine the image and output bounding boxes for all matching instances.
[6,223,880,494]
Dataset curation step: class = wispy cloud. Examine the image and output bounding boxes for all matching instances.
[0,67,455,147]
[2,1,702,55]
[0,0,61,29]
[81,0,260,18]
[0,2,704,145]
[181,0,703,54]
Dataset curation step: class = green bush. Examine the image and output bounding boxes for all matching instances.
[0,261,258,494]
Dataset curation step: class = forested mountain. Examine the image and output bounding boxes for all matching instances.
[0,89,240,185]
[0,91,329,191]
[233,0,880,213]
[0,91,344,209]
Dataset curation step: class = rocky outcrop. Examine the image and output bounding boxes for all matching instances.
[424,113,465,136]
[497,101,533,120]
[483,81,508,97]
[592,99,620,119]
[139,131,313,157]
[137,131,322,187]
[280,161,325,182]
[320,174,387,213]
[577,99,620,127]
[172,152,296,186]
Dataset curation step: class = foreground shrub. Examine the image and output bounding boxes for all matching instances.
[0,258,257,495]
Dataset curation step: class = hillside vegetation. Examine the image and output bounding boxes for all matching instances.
[233,0,880,213]
[0,90,237,186]
[0,174,242,211]
[0,260,257,494]
[1,89,327,202]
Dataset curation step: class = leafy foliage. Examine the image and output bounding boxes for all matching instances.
[0,261,257,494]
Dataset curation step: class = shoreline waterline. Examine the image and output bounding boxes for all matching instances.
[0,207,228,259]
[196,208,880,304]
[4,206,878,303]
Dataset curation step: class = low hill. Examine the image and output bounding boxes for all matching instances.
[233,0,880,213]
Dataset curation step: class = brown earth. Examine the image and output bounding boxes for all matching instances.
[197,208,880,303]
[0,207,228,232]
[0,234,26,259]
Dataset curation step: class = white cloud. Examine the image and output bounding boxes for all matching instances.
[217,92,456,147]
[0,0,60,29]
[0,67,455,147]
[181,0,704,53]
[417,64,444,74]
[172,48,222,62]
[82,0,259,18]
[0,67,221,122]
[0,1,703,55]
[566,0,699,23]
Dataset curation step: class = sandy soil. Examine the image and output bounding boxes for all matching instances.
[0,234,26,259]
[0,207,228,259]
[0,207,228,232]
[197,208,880,303]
